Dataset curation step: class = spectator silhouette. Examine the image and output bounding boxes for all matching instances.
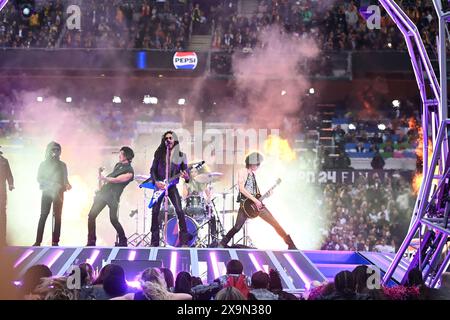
[371,151,385,170]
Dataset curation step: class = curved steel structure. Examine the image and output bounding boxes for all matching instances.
[379,0,450,287]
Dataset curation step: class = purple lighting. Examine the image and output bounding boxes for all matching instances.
[45,250,64,268]
[86,249,100,265]
[14,249,34,268]
[209,252,220,279]
[126,280,141,289]
[0,1,8,12]
[358,7,371,20]
[284,253,311,290]
[170,251,178,277]
[248,253,263,271]
[128,250,137,261]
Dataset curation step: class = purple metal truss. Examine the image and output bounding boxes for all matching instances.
[378,0,450,286]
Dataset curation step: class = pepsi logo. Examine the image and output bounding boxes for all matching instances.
[173,52,198,70]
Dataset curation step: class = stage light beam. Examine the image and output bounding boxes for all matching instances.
[0,0,8,12]
[392,99,400,108]
[143,95,151,104]
[112,96,122,104]
[170,251,178,278]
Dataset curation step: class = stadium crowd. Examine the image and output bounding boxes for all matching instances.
[211,0,436,52]
[319,173,414,253]
[0,0,192,50]
[0,0,439,52]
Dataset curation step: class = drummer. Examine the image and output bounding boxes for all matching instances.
[182,165,212,202]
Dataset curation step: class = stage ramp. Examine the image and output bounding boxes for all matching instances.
[8,246,410,293]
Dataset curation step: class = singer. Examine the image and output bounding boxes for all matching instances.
[33,142,71,246]
[150,131,191,247]
[86,146,135,247]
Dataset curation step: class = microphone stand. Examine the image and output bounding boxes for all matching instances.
[218,149,240,246]
[163,143,170,246]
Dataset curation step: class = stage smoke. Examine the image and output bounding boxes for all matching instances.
[6,91,139,246]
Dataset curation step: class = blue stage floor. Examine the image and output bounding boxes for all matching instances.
[8,246,410,292]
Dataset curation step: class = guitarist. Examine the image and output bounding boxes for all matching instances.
[219,152,297,250]
[150,131,191,247]
[86,146,135,247]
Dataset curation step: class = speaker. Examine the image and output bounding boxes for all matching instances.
[111,260,162,281]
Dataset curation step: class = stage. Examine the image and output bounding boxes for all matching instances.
[8,246,411,292]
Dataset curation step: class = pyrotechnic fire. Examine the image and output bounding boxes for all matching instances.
[411,118,432,195]
[263,135,296,161]
[412,173,423,195]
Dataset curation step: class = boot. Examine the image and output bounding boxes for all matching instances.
[86,241,96,247]
[32,242,41,247]
[218,232,232,248]
[115,238,128,247]
[151,231,159,247]
[284,235,297,250]
[115,242,128,247]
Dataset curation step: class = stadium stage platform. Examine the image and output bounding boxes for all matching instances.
[8,246,410,292]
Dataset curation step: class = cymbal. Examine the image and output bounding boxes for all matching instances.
[194,172,223,184]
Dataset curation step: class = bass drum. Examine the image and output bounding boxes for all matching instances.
[185,195,206,221]
[164,216,198,247]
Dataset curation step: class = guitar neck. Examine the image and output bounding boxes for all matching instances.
[165,162,204,184]
[167,171,183,184]
[259,180,281,202]
[260,185,276,202]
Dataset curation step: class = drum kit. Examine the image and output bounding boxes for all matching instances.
[131,169,232,248]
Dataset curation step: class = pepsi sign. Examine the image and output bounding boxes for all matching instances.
[173,52,198,70]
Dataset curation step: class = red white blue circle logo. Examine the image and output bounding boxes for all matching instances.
[173,52,198,70]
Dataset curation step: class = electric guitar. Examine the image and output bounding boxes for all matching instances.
[242,178,281,219]
[140,161,205,209]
